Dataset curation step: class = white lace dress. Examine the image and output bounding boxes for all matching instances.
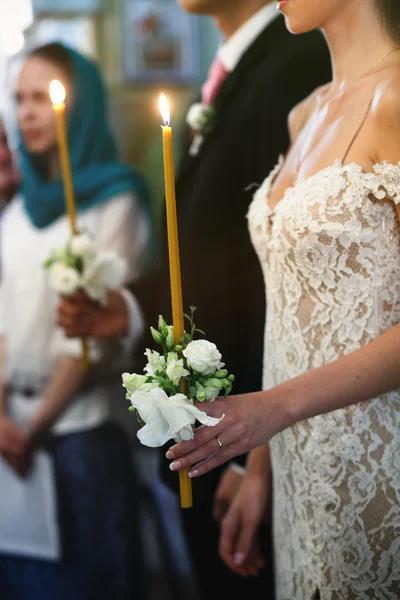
[247,158,400,600]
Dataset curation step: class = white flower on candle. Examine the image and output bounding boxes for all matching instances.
[144,349,166,376]
[122,308,235,449]
[48,262,81,295]
[44,232,128,305]
[82,252,128,305]
[183,340,224,376]
[128,388,224,447]
[166,353,190,386]
[70,233,97,261]
[122,372,160,394]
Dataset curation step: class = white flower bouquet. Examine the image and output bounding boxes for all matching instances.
[43,231,128,306]
[122,307,234,447]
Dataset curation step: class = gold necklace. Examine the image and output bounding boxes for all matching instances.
[294,46,400,178]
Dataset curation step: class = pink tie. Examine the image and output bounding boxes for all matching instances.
[201,57,228,106]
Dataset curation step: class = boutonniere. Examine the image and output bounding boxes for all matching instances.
[186,103,216,157]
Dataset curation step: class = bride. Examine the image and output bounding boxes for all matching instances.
[167,0,400,597]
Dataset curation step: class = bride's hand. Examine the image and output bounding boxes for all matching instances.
[167,390,288,477]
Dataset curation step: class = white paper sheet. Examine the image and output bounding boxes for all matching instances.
[0,450,61,561]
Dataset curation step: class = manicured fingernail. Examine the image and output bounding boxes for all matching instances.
[234,552,245,566]
[169,461,181,471]
[189,469,199,478]
[165,450,174,459]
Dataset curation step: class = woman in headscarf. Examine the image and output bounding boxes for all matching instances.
[0,42,152,599]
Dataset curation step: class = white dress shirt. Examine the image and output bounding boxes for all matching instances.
[0,192,149,435]
[218,3,279,72]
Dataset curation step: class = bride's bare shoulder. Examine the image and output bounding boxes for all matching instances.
[288,83,330,143]
[372,69,400,162]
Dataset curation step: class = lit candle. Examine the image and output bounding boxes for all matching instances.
[50,80,89,370]
[159,94,193,509]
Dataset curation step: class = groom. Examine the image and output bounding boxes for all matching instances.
[57,0,331,597]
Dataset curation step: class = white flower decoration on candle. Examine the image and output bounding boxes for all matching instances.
[70,232,97,261]
[128,388,224,447]
[122,307,234,449]
[122,373,161,394]
[183,340,224,376]
[44,231,128,305]
[82,252,128,306]
[48,262,81,295]
[166,353,190,386]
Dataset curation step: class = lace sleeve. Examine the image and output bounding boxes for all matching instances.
[373,161,400,204]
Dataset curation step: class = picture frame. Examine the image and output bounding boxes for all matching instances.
[120,0,200,82]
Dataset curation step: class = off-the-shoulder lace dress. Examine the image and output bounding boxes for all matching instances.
[247,156,400,599]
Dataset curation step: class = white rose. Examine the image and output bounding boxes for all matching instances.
[70,233,97,261]
[186,103,213,132]
[183,340,224,376]
[48,263,81,296]
[82,252,128,305]
[144,349,166,376]
[130,388,224,447]
[122,372,160,395]
[166,356,189,386]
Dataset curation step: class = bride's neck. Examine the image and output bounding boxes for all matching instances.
[322,3,397,90]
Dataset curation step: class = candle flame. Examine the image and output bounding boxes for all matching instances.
[159,94,170,126]
[49,80,66,106]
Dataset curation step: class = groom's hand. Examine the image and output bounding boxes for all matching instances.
[57,290,129,339]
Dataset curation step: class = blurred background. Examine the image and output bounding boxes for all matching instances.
[0,2,221,599]
[0,0,219,228]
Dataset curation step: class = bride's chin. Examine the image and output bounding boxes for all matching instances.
[282,14,322,35]
[279,4,323,34]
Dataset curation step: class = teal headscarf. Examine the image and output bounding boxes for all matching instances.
[20,43,153,234]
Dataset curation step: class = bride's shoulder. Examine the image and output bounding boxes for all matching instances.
[288,83,329,143]
[373,68,400,115]
[371,68,400,162]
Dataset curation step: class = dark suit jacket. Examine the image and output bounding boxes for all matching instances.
[131,16,331,502]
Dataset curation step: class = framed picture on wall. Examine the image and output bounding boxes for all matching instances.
[121,0,200,82]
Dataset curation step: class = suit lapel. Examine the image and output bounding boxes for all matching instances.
[176,15,287,187]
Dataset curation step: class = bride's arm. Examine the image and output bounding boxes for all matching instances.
[168,313,400,476]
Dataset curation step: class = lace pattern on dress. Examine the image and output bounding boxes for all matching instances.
[247,160,400,600]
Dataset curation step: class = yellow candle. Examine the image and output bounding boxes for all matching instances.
[159,94,193,509]
[50,80,89,371]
